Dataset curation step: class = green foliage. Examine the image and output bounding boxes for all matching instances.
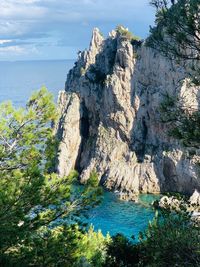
[139,210,200,266]
[4,224,82,267]
[150,0,176,13]
[5,224,110,267]
[0,86,57,172]
[169,111,200,147]
[148,1,200,149]
[87,171,99,187]
[78,226,111,267]
[104,234,141,267]
[159,92,177,120]
[159,93,200,147]
[147,0,200,62]
[136,3,200,263]
[116,25,140,42]
[0,88,102,266]
[104,209,200,267]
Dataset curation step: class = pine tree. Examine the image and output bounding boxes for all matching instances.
[0,87,102,266]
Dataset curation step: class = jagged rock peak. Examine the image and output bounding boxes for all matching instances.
[56,27,200,199]
[89,28,104,51]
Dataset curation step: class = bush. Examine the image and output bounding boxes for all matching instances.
[87,171,99,187]
[78,226,111,267]
[104,233,141,267]
[139,210,200,266]
[159,93,200,147]
[116,25,140,42]
[103,209,200,267]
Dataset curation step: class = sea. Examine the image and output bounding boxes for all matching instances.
[0,60,73,106]
[0,59,157,237]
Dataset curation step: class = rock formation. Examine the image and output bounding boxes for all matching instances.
[158,190,200,216]
[56,27,200,199]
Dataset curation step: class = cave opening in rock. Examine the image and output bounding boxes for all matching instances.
[75,102,90,172]
[134,116,148,163]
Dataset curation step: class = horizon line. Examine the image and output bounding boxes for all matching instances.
[0,59,76,63]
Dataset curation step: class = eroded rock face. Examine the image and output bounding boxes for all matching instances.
[56,91,81,177]
[56,27,200,197]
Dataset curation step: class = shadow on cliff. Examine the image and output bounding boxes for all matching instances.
[128,46,200,194]
[72,36,131,176]
[63,31,200,194]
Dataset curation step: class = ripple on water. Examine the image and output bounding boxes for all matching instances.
[87,191,160,238]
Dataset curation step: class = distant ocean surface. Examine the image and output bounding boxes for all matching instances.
[0,60,75,106]
[0,59,157,237]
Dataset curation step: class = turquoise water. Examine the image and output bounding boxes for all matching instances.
[0,60,159,237]
[87,191,158,237]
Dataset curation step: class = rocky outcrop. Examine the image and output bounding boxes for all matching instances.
[158,190,200,214]
[56,91,82,177]
[56,27,200,198]
[190,190,200,207]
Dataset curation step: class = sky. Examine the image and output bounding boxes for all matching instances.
[0,0,155,61]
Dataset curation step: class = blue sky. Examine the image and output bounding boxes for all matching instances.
[0,0,155,61]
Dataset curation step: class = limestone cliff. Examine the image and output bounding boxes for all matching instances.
[56,27,200,198]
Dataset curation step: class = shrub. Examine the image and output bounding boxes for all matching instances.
[116,25,140,42]
[104,234,141,267]
[139,210,200,266]
[87,171,99,187]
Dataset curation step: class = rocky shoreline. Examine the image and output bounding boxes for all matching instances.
[157,190,200,222]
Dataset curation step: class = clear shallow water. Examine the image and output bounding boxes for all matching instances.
[0,60,159,237]
[87,191,158,237]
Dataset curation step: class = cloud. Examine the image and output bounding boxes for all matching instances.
[1,0,151,25]
[0,45,39,59]
[0,46,25,54]
[0,0,155,60]
[0,0,47,19]
[0,39,12,45]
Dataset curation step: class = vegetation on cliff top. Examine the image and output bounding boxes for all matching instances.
[116,25,141,42]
